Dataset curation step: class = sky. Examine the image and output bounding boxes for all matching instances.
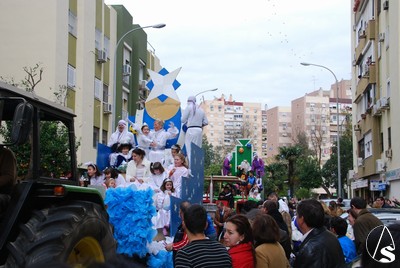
[105,0,351,110]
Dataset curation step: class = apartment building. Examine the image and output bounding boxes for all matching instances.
[351,0,400,199]
[265,106,292,160]
[0,0,152,166]
[201,94,263,159]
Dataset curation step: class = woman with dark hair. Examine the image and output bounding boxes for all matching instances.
[252,214,289,268]
[86,163,104,186]
[125,148,152,189]
[223,214,255,268]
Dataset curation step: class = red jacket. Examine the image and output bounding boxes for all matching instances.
[228,242,255,268]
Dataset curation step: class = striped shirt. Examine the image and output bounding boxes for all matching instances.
[175,239,232,268]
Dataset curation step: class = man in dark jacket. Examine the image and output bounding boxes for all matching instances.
[351,197,383,254]
[293,199,345,268]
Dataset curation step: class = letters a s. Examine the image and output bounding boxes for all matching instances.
[379,245,396,263]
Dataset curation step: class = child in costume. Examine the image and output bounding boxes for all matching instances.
[154,178,176,236]
[148,162,167,194]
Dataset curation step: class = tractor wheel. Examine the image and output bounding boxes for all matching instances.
[6,201,116,267]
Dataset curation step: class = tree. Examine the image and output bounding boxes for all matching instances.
[275,145,303,197]
[0,64,80,179]
[203,135,224,176]
[264,162,287,196]
[322,118,353,198]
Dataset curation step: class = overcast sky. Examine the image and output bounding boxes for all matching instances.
[105,0,351,110]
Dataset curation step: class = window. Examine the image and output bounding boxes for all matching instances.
[67,65,76,88]
[94,78,102,100]
[388,127,391,148]
[103,36,110,57]
[103,84,109,103]
[68,10,77,37]
[364,132,372,158]
[102,130,108,145]
[93,127,100,148]
[95,29,102,51]
[380,132,384,153]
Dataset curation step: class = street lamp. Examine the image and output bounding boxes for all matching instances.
[112,23,166,129]
[194,88,218,97]
[300,62,342,198]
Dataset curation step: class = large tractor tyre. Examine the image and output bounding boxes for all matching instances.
[5,201,116,267]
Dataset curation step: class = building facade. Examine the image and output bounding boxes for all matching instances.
[201,94,263,159]
[0,0,154,167]
[265,106,292,160]
[351,0,400,199]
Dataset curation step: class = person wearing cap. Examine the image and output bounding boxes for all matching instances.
[181,96,208,166]
[107,119,135,152]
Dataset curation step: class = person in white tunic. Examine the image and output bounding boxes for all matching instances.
[107,120,135,152]
[181,96,208,166]
[154,178,177,233]
[148,162,167,194]
[125,148,152,190]
[165,153,189,199]
[148,120,179,164]
[128,120,153,160]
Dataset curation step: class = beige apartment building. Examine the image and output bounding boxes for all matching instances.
[201,94,263,159]
[265,106,292,160]
[0,1,159,167]
[351,0,400,199]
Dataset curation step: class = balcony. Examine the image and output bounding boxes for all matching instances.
[366,19,375,40]
[356,64,376,97]
[355,37,366,65]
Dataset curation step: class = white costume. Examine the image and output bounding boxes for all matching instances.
[154,189,177,228]
[148,171,167,193]
[166,166,189,198]
[107,120,135,149]
[89,174,105,186]
[181,96,208,165]
[148,123,179,164]
[125,158,152,189]
[129,121,153,160]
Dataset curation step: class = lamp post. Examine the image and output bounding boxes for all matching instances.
[112,23,166,129]
[194,88,218,97]
[300,62,342,198]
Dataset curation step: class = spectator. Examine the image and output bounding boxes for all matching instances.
[293,199,344,268]
[262,200,292,260]
[218,185,234,208]
[267,192,292,239]
[350,197,383,254]
[107,120,135,152]
[205,212,218,241]
[181,95,208,166]
[252,214,289,268]
[165,201,191,264]
[148,119,179,164]
[224,214,255,268]
[175,204,232,268]
[375,196,392,208]
[222,153,232,176]
[214,200,235,239]
[329,200,344,217]
[329,216,357,264]
[337,197,345,207]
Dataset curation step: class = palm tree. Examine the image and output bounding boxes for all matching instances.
[276,145,303,197]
